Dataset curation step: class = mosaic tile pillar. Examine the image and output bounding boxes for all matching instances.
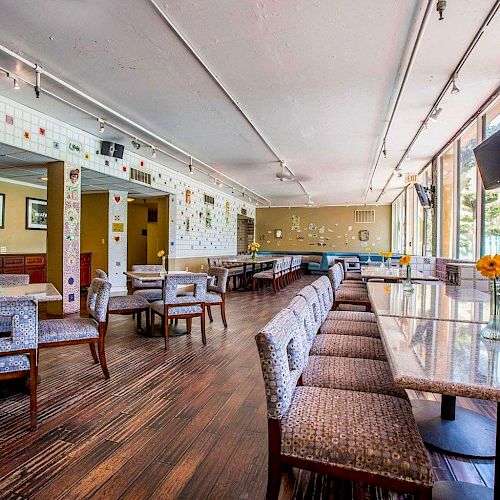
[47,161,81,315]
[108,191,128,294]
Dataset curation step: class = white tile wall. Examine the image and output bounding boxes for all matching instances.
[0,95,255,259]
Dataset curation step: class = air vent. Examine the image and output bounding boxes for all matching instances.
[354,209,375,224]
[204,194,215,205]
[130,167,152,185]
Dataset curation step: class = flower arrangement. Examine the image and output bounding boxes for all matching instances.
[248,242,261,260]
[366,247,372,264]
[399,255,413,292]
[476,254,500,340]
[378,251,392,268]
[157,249,166,271]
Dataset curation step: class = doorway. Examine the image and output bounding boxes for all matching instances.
[237,215,254,254]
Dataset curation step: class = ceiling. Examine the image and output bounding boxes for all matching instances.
[0,143,166,197]
[0,0,498,206]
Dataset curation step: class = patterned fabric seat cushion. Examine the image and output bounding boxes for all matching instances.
[281,387,433,487]
[133,288,163,301]
[151,301,202,316]
[340,282,366,289]
[319,319,380,338]
[39,318,99,343]
[310,334,387,361]
[345,271,363,280]
[326,311,376,323]
[335,287,370,302]
[204,292,222,304]
[253,271,274,279]
[302,356,407,399]
[336,304,368,312]
[228,267,245,276]
[0,354,30,373]
[109,294,150,312]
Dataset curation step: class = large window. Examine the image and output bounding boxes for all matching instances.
[392,192,405,253]
[458,124,478,260]
[483,101,500,255]
[440,146,454,257]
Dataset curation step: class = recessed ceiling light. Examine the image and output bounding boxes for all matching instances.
[127,197,135,202]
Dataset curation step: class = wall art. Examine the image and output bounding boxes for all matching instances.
[26,198,47,230]
[274,229,283,239]
[0,193,4,229]
[291,215,300,231]
[358,229,370,241]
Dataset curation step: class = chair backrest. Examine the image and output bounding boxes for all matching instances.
[287,295,316,354]
[86,278,112,323]
[95,269,108,280]
[0,297,38,352]
[255,308,306,419]
[271,258,281,276]
[131,264,163,288]
[311,276,333,322]
[0,274,30,287]
[163,273,207,304]
[328,264,343,291]
[208,267,229,293]
[296,285,322,333]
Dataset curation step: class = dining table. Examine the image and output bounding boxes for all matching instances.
[361,265,439,282]
[0,282,62,302]
[221,256,277,290]
[369,281,498,499]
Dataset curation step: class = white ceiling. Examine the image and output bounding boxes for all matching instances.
[0,0,498,206]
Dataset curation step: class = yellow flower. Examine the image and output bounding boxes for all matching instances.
[248,242,260,252]
[378,251,384,256]
[476,254,500,279]
[366,247,371,252]
[399,255,411,266]
[385,252,393,258]
[157,250,165,258]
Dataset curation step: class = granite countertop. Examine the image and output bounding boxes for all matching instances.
[0,283,62,302]
[377,316,500,401]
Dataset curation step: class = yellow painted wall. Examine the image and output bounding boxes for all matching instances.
[255,205,392,253]
[168,256,208,272]
[146,196,169,264]
[81,193,108,276]
[0,180,47,253]
[127,204,148,268]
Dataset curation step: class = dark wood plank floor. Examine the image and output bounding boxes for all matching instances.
[0,276,495,499]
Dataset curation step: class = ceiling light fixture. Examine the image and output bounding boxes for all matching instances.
[405,153,410,161]
[305,195,315,207]
[34,64,41,98]
[436,0,446,20]
[188,157,194,174]
[422,121,429,132]
[98,119,105,134]
[216,179,222,188]
[131,139,141,150]
[382,140,387,158]
[451,76,460,94]
[429,107,443,122]
[151,146,156,158]
[276,160,295,182]
[13,78,19,90]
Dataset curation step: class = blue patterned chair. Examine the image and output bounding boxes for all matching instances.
[95,269,150,335]
[131,264,163,302]
[255,308,433,499]
[150,273,207,350]
[38,278,112,379]
[0,297,38,430]
[0,274,30,287]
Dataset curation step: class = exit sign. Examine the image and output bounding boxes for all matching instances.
[405,174,418,184]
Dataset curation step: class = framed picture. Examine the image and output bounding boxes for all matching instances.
[274,229,283,239]
[0,193,4,229]
[26,197,47,230]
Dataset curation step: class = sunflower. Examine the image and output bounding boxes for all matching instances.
[385,252,393,259]
[399,255,412,266]
[157,250,165,258]
[476,254,500,279]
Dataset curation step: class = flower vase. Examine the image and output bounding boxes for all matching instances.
[403,265,414,293]
[367,253,372,265]
[379,257,385,269]
[386,257,392,269]
[251,251,257,261]
[481,279,500,341]
[161,255,167,275]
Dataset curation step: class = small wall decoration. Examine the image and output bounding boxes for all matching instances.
[5,115,13,125]
[23,131,30,140]
[26,197,47,230]
[39,127,46,136]
[112,223,124,232]
[0,193,4,228]
[358,229,370,241]
[66,168,80,200]
[291,215,300,231]
[185,189,191,204]
[274,229,283,239]
[225,201,230,224]
[259,234,266,241]
[308,223,317,231]
[68,141,82,154]
[185,216,190,231]
[205,207,212,228]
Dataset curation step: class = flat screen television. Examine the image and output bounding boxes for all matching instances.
[473,128,500,190]
[100,141,124,159]
[414,183,432,208]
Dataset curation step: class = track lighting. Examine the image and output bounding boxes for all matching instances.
[397,171,403,178]
[436,0,446,20]
[188,157,194,174]
[98,119,105,134]
[213,178,217,185]
[151,146,156,158]
[13,79,19,90]
[405,153,410,161]
[451,77,460,95]
[34,64,41,98]
[305,195,315,207]
[422,121,428,132]
[382,140,387,158]
[216,179,222,188]
[429,107,443,122]
[131,139,141,150]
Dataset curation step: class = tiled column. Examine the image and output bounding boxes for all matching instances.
[47,161,81,315]
[108,191,128,294]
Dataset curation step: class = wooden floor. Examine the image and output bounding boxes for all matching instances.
[0,276,495,499]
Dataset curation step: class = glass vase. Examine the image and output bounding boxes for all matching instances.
[161,255,167,275]
[379,257,385,269]
[251,251,257,261]
[386,257,392,269]
[403,265,414,293]
[366,253,372,265]
[481,279,500,341]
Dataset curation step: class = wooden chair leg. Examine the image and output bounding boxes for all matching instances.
[252,278,256,292]
[136,310,141,331]
[201,307,206,345]
[266,420,282,500]
[29,350,37,431]
[221,302,228,328]
[145,309,151,337]
[164,313,169,350]
[207,306,214,322]
[89,343,99,364]
[97,339,110,379]
[272,279,277,294]
[186,317,192,333]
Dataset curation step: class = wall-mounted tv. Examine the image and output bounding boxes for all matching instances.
[473,128,500,190]
[414,183,432,208]
[100,141,124,159]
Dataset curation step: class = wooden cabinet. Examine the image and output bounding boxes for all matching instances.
[0,253,91,287]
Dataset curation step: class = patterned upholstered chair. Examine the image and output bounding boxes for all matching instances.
[95,269,150,335]
[329,265,371,311]
[131,265,163,302]
[280,256,292,287]
[255,308,433,500]
[205,267,229,328]
[252,258,282,293]
[0,274,30,287]
[150,273,207,350]
[0,297,38,430]
[39,278,112,379]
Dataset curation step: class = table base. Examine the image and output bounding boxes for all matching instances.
[147,322,194,338]
[412,399,496,457]
[432,481,493,500]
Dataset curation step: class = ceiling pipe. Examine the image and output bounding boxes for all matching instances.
[0,45,271,206]
[376,0,500,203]
[364,0,434,200]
